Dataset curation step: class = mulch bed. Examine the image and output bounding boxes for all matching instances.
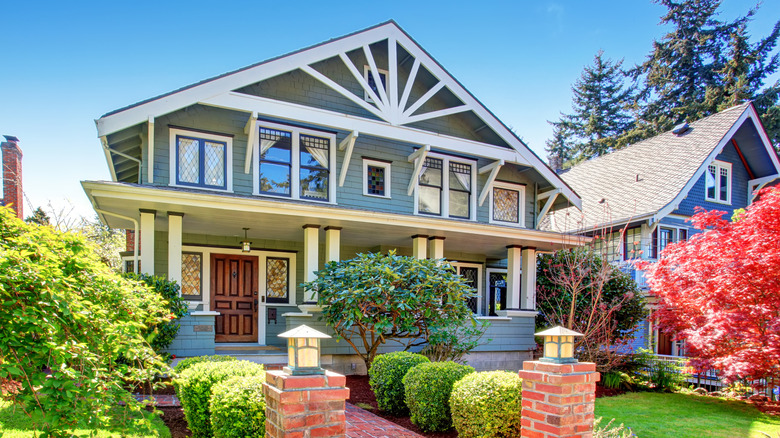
[155,406,191,438]
[346,375,458,438]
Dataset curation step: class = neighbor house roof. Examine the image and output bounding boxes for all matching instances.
[546,102,771,233]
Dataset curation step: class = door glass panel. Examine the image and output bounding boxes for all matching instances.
[266,257,289,303]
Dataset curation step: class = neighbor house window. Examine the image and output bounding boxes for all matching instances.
[651,227,689,258]
[254,122,336,202]
[489,182,526,227]
[705,160,731,204]
[181,252,203,300]
[624,227,642,260]
[363,158,391,198]
[415,152,475,220]
[170,129,232,191]
[364,66,388,103]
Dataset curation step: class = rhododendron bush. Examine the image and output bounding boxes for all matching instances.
[639,187,780,386]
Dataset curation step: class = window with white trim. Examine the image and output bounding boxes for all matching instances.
[705,160,731,204]
[450,262,482,315]
[489,182,526,227]
[363,158,391,198]
[415,153,476,220]
[254,122,336,202]
[363,66,388,103]
[169,128,232,191]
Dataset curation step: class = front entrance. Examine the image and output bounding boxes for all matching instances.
[211,254,258,343]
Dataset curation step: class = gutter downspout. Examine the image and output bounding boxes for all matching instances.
[94,208,139,273]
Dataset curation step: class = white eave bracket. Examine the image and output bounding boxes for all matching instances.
[478,159,504,206]
[407,145,431,196]
[338,131,359,187]
[244,111,258,174]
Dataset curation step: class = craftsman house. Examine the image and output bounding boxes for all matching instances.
[546,102,780,356]
[83,21,586,373]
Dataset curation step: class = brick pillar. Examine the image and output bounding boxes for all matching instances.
[126,229,136,252]
[517,361,600,438]
[263,370,349,438]
[2,135,23,219]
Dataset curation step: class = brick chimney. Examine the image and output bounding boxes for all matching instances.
[2,135,23,219]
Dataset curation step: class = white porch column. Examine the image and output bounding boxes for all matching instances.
[303,224,320,303]
[506,245,522,309]
[428,236,445,259]
[521,247,537,309]
[167,212,184,286]
[139,209,156,275]
[412,234,428,259]
[324,226,341,262]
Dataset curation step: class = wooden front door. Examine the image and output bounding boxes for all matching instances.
[211,254,258,343]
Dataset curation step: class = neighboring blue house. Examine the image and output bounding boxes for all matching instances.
[546,102,780,356]
[82,21,586,374]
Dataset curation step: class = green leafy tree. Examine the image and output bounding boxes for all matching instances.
[305,251,478,371]
[125,273,189,356]
[77,215,125,271]
[554,51,635,160]
[536,248,647,372]
[0,206,171,436]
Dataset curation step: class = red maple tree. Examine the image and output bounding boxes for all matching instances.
[638,187,780,387]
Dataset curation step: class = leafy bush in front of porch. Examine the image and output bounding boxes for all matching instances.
[403,361,474,432]
[175,360,265,438]
[369,351,430,415]
[174,355,238,374]
[0,206,172,436]
[125,273,189,357]
[306,250,478,371]
[209,375,266,438]
[449,371,523,438]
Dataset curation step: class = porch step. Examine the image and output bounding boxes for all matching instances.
[215,343,281,352]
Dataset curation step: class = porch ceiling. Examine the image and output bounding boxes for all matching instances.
[83,181,587,258]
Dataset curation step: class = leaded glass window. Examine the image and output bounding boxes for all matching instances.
[176,135,227,189]
[300,135,329,200]
[418,157,443,215]
[181,252,202,300]
[266,257,289,304]
[367,165,385,195]
[490,182,525,226]
[259,128,293,196]
[449,162,471,219]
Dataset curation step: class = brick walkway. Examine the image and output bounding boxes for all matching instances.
[134,395,423,437]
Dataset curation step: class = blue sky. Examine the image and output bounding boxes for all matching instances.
[1,0,778,219]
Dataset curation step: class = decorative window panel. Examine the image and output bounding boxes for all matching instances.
[175,135,227,189]
[493,187,519,223]
[266,257,289,304]
[367,165,385,195]
[181,253,202,300]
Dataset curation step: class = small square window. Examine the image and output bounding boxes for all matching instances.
[363,158,392,198]
[364,66,388,103]
[489,182,526,227]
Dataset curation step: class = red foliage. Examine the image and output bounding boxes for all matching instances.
[637,187,780,384]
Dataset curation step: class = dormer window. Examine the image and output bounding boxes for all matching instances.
[364,66,388,103]
[169,128,232,191]
[705,160,731,204]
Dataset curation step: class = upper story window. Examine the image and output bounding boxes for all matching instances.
[254,121,336,203]
[415,153,476,220]
[489,182,526,227]
[705,160,731,204]
[170,128,232,191]
[364,66,388,103]
[363,158,392,198]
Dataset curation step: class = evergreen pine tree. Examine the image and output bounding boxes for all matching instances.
[544,120,574,171]
[25,207,51,226]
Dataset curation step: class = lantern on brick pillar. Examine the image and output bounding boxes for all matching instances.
[278,325,331,375]
[536,326,584,364]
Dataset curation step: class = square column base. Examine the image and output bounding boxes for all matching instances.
[263,370,349,438]
[517,361,600,438]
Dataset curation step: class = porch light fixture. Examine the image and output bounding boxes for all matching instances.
[536,326,584,364]
[278,324,331,375]
[240,228,252,253]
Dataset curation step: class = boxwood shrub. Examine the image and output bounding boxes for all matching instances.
[175,360,265,438]
[369,351,430,415]
[449,371,522,438]
[210,375,266,438]
[402,361,474,432]
[174,355,238,374]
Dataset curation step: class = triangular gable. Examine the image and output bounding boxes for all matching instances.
[654,102,780,221]
[95,20,581,209]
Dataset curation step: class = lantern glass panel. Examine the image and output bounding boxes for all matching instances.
[545,336,559,358]
[561,337,573,358]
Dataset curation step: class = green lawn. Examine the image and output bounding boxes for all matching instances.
[0,400,171,437]
[596,392,780,438]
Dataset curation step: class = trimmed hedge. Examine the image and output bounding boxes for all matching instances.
[174,355,238,374]
[210,375,266,438]
[175,360,265,438]
[449,371,522,438]
[369,352,430,415]
[402,361,474,432]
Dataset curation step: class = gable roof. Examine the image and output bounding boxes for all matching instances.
[94,20,581,209]
[547,102,780,233]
